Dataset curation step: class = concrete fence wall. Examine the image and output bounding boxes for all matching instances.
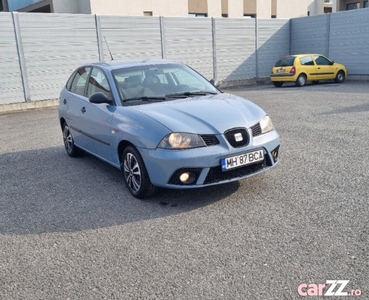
[291,9,369,76]
[0,9,368,106]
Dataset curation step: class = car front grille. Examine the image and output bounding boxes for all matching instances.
[251,123,262,137]
[224,128,249,148]
[203,155,271,185]
[200,134,220,146]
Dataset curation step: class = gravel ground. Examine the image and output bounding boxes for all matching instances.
[0,81,368,299]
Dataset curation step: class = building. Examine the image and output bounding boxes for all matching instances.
[1,0,368,17]
[336,0,368,10]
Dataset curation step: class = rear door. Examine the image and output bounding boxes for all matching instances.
[79,67,116,163]
[61,66,92,147]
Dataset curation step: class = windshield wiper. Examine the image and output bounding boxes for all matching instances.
[165,91,218,98]
[122,96,166,102]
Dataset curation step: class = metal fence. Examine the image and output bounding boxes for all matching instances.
[1,9,369,105]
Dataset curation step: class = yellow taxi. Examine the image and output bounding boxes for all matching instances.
[270,54,347,87]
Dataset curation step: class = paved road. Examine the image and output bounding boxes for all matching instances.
[0,81,368,299]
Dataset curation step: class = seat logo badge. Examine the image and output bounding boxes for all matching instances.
[234,133,243,142]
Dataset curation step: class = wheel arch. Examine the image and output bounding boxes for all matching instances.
[298,72,308,78]
[118,140,136,168]
[339,69,347,78]
[60,117,66,131]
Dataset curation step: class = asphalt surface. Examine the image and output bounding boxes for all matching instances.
[0,81,368,299]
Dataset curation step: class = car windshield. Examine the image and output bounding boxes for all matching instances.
[275,56,295,67]
[112,63,219,103]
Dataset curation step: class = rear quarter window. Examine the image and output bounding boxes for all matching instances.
[300,56,315,66]
[275,57,295,67]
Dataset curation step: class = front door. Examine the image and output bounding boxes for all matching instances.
[314,55,335,80]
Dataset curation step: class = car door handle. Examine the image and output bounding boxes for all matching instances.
[63,99,67,105]
[81,107,86,113]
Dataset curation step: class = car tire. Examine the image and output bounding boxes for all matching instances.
[273,82,283,87]
[122,146,158,198]
[295,74,307,87]
[334,71,345,83]
[62,122,83,157]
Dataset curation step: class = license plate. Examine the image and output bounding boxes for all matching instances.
[221,149,264,171]
[277,69,285,73]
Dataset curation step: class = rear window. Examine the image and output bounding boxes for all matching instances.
[275,56,295,67]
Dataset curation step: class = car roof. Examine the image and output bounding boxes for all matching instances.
[88,59,181,71]
[288,54,323,57]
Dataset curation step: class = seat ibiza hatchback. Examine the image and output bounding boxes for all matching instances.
[59,59,280,198]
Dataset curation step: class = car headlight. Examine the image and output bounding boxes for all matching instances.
[260,115,274,134]
[158,133,206,149]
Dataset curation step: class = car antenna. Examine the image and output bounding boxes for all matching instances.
[104,36,114,61]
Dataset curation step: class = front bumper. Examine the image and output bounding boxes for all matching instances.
[139,129,280,189]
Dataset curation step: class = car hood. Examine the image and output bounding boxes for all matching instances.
[133,93,266,134]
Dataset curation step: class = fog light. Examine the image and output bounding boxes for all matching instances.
[271,146,280,163]
[179,172,196,184]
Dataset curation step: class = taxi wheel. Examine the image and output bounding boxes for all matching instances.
[334,71,345,83]
[273,82,283,87]
[295,74,307,87]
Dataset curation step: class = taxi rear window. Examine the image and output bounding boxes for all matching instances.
[275,56,295,67]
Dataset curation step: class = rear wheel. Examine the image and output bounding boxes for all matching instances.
[295,74,307,87]
[62,122,83,157]
[273,81,283,87]
[334,71,345,83]
[122,146,157,198]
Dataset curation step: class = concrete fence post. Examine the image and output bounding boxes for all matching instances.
[326,13,331,57]
[160,16,166,59]
[255,17,259,79]
[12,12,31,102]
[211,17,217,81]
[95,15,104,62]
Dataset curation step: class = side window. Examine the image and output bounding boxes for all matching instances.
[66,73,76,91]
[86,68,112,99]
[300,56,315,66]
[69,67,91,96]
[314,55,331,66]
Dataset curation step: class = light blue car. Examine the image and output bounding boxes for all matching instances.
[58,60,280,198]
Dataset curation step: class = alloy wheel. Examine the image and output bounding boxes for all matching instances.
[63,125,73,154]
[123,152,142,193]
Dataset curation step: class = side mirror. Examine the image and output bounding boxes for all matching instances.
[89,92,113,105]
[330,61,334,65]
[210,79,220,88]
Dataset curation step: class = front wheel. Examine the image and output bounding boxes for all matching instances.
[122,146,157,198]
[62,122,83,157]
[334,71,345,83]
[273,81,283,87]
[295,74,307,87]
